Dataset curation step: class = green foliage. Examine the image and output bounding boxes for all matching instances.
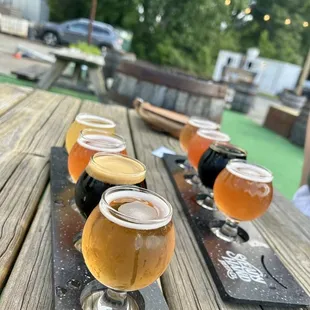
[49,0,310,77]
[69,41,101,55]
[258,30,276,59]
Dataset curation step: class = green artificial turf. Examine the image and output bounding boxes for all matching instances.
[0,74,304,199]
[221,110,304,199]
[0,74,98,101]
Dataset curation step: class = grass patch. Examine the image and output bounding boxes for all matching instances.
[0,74,98,101]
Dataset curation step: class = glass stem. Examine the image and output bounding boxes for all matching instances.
[98,289,128,309]
[220,218,239,239]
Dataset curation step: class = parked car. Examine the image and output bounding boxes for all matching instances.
[36,18,123,50]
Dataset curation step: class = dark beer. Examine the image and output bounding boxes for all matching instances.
[198,142,247,189]
[75,153,146,218]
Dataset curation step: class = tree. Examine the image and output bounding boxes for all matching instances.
[48,0,310,77]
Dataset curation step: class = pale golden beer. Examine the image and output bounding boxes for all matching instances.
[82,186,175,291]
[214,159,273,221]
[179,117,219,153]
[65,113,116,152]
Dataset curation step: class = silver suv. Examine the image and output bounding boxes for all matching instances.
[37,18,122,50]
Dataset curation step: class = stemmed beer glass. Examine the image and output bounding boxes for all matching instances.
[212,159,273,242]
[82,186,175,309]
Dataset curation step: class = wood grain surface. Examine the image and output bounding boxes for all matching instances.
[0,90,81,156]
[0,187,53,310]
[0,85,309,310]
[0,83,32,116]
[0,152,49,289]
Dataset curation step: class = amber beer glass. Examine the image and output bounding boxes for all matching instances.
[75,154,146,218]
[213,159,273,242]
[68,129,127,183]
[65,113,116,152]
[197,142,247,210]
[82,185,175,309]
[179,116,219,153]
[188,129,230,170]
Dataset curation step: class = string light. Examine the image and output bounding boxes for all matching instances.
[263,14,270,21]
[284,18,291,25]
[225,2,309,28]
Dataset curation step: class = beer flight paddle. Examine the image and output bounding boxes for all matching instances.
[163,153,310,307]
[50,147,169,310]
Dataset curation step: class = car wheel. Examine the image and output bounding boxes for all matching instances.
[43,32,59,46]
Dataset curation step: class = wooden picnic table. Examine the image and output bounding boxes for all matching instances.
[37,48,106,101]
[0,83,309,310]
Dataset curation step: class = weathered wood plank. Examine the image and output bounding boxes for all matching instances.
[88,66,106,102]
[0,152,49,289]
[0,90,81,156]
[80,100,135,157]
[0,83,32,116]
[37,59,68,90]
[128,110,261,310]
[0,187,53,310]
[254,191,310,299]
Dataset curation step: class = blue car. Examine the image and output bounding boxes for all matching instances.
[37,18,122,50]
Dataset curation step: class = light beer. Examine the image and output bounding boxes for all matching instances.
[68,129,127,183]
[75,154,146,218]
[179,117,219,153]
[214,160,273,221]
[82,186,175,291]
[188,130,230,170]
[65,113,116,152]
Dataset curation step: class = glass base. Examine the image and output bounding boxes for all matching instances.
[196,192,215,210]
[73,231,82,252]
[211,226,236,242]
[82,289,139,310]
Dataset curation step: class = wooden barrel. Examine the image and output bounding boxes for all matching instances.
[280,90,307,110]
[108,60,227,123]
[230,82,257,114]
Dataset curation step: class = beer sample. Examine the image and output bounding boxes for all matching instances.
[82,186,175,291]
[68,129,127,183]
[179,117,219,153]
[75,154,146,218]
[214,160,273,221]
[65,113,116,152]
[198,142,247,189]
[188,130,230,170]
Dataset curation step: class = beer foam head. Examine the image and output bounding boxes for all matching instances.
[99,186,173,230]
[78,129,126,152]
[197,129,230,142]
[76,113,115,129]
[189,117,219,130]
[86,154,146,185]
[226,160,273,183]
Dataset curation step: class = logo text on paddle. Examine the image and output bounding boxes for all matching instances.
[218,251,266,285]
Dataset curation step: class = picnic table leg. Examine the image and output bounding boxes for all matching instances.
[37,60,68,90]
[88,66,107,102]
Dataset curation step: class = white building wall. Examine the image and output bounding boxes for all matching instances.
[0,0,48,21]
[213,50,302,95]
